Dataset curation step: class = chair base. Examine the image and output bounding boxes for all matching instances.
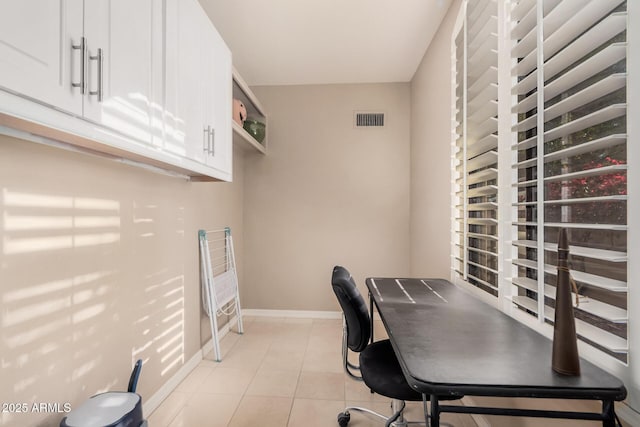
[338,400,426,427]
[337,400,456,427]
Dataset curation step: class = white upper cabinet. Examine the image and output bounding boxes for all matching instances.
[0,0,161,146]
[164,0,232,180]
[83,0,162,146]
[0,0,84,115]
[0,0,233,181]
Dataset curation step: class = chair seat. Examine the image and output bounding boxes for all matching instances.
[359,339,423,401]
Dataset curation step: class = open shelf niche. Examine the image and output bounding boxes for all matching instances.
[232,67,267,154]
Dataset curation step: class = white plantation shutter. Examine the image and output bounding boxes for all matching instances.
[453,24,465,278]
[452,0,630,364]
[510,0,628,361]
[453,0,500,297]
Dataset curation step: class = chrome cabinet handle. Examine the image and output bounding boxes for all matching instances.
[203,126,211,153]
[71,37,86,94]
[202,126,215,156]
[210,128,215,156]
[89,48,103,102]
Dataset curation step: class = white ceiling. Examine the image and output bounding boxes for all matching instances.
[199,0,453,86]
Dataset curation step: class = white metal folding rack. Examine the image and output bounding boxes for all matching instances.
[198,227,243,361]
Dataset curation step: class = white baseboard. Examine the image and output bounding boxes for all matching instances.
[242,309,341,319]
[144,315,238,416]
[201,315,238,356]
[460,396,490,427]
[142,350,202,416]
[617,402,640,426]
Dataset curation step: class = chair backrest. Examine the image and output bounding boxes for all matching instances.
[331,266,371,353]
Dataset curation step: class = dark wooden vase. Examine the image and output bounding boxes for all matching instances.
[552,228,581,376]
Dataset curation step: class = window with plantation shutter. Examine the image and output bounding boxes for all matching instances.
[453,0,500,298]
[510,0,628,362]
[452,0,630,365]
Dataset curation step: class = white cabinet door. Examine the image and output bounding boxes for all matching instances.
[0,0,83,115]
[165,0,231,175]
[205,25,232,177]
[83,0,159,145]
[200,17,216,166]
[183,3,209,165]
[164,0,207,162]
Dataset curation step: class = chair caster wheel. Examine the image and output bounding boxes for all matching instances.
[337,411,350,426]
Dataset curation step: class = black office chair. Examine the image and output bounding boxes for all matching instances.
[331,265,420,426]
[331,266,459,427]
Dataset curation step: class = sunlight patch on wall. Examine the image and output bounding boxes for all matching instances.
[2,190,74,208]
[3,297,70,327]
[4,215,73,230]
[1,186,123,418]
[72,303,106,324]
[2,189,121,255]
[3,277,72,303]
[4,317,69,353]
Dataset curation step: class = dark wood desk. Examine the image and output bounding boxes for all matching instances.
[365,277,627,427]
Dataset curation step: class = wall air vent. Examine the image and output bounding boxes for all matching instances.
[354,112,385,127]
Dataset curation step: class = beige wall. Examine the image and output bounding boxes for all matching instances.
[244,83,411,310]
[409,0,462,278]
[0,134,243,426]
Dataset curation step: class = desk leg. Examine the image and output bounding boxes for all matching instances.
[602,400,615,427]
[430,395,440,427]
[369,291,374,344]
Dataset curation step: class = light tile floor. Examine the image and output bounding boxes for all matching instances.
[148,316,478,427]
